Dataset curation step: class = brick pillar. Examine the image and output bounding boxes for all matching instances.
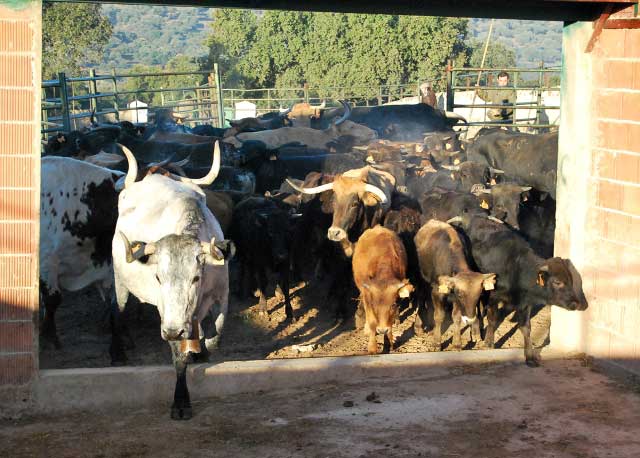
[0,0,41,387]
[552,14,640,376]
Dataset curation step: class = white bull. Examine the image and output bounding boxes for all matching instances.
[40,157,123,348]
[112,141,233,420]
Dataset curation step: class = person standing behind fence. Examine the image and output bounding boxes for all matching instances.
[475,71,517,125]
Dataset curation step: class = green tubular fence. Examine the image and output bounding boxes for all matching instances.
[446,62,562,132]
[41,65,225,135]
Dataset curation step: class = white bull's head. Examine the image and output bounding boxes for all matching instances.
[120,232,234,341]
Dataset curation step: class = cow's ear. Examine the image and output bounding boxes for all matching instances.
[397,280,414,298]
[362,193,379,206]
[437,276,455,294]
[537,265,549,286]
[482,273,497,291]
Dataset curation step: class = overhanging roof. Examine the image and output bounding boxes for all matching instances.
[67,1,638,21]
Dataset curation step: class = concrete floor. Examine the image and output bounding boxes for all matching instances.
[2,356,640,458]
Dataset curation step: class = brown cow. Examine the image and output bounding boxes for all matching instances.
[287,165,395,257]
[414,220,496,350]
[224,102,377,151]
[352,226,414,354]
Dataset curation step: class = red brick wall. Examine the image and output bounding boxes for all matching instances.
[584,26,640,372]
[0,1,41,385]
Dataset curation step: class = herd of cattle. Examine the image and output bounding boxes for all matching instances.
[40,102,587,420]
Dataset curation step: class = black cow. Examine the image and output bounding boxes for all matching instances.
[230,197,300,322]
[419,188,488,223]
[314,103,465,141]
[466,131,559,198]
[449,214,588,366]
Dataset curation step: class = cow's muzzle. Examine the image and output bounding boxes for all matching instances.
[327,226,347,242]
[162,326,187,341]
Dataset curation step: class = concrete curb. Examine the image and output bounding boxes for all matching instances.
[31,349,542,414]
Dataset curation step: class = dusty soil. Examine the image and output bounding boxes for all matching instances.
[4,359,640,458]
[40,271,551,369]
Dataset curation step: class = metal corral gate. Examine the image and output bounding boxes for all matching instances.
[41,65,225,134]
[445,63,562,133]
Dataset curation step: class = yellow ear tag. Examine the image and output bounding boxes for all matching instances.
[453,158,461,165]
[490,178,497,185]
[480,200,489,209]
[438,284,450,294]
[537,273,545,286]
[269,154,277,161]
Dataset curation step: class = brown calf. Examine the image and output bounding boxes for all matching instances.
[414,220,496,350]
[352,226,413,354]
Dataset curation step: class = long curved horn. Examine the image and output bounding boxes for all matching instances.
[445,111,467,124]
[168,141,220,187]
[447,216,463,224]
[363,183,387,204]
[118,143,138,190]
[285,178,334,195]
[119,231,155,263]
[489,167,505,174]
[440,164,460,171]
[334,100,351,126]
[487,216,505,224]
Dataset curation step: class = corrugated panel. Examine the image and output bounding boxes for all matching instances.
[0,89,34,122]
[0,322,33,353]
[0,55,30,87]
[0,156,33,188]
[0,190,35,221]
[0,256,33,289]
[0,288,34,321]
[0,222,35,255]
[0,354,34,385]
[0,19,31,52]
[0,125,35,155]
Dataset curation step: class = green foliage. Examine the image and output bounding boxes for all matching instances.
[99,5,211,72]
[468,19,562,68]
[206,10,468,99]
[42,2,112,80]
[120,55,204,106]
[465,40,517,70]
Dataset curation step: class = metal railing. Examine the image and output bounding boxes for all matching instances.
[221,81,435,117]
[445,62,561,132]
[41,65,224,135]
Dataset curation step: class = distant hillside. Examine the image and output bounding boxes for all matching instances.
[97,6,563,73]
[99,5,212,72]
[468,18,562,68]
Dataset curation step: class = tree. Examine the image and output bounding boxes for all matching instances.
[42,2,112,80]
[120,55,204,106]
[206,10,469,98]
[465,39,517,70]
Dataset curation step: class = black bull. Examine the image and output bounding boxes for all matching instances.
[312,103,465,141]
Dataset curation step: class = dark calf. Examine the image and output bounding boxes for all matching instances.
[450,214,588,366]
[230,197,300,322]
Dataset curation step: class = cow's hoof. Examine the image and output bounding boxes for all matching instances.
[170,405,192,421]
[453,344,462,352]
[525,358,540,368]
[483,339,495,349]
[414,325,425,336]
[110,346,127,366]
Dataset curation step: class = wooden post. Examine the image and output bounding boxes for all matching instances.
[536,61,544,131]
[89,68,98,119]
[214,64,225,127]
[445,59,454,112]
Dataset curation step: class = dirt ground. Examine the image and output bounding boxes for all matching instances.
[40,272,551,369]
[4,358,640,458]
